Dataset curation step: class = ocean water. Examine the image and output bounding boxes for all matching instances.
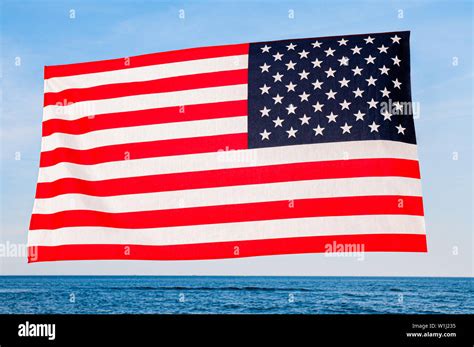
[0,276,472,314]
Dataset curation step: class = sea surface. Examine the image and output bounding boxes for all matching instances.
[0,276,472,314]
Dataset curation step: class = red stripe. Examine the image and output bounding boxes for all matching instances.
[42,100,248,137]
[28,234,428,262]
[35,158,421,199]
[44,43,249,79]
[40,133,247,167]
[29,195,424,230]
[44,69,248,106]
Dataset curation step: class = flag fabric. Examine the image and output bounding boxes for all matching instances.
[28,31,426,262]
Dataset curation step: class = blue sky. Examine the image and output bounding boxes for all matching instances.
[0,0,472,276]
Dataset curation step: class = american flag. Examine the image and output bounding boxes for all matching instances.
[28,31,426,262]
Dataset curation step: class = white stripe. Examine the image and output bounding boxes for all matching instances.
[38,140,419,183]
[33,177,422,214]
[43,84,248,121]
[27,215,426,247]
[45,55,248,93]
[41,116,247,152]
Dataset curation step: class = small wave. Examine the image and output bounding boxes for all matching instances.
[107,286,161,290]
[108,286,312,292]
[344,293,368,297]
[222,303,243,309]
[0,289,34,293]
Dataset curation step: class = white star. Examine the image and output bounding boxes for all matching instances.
[273,117,284,127]
[365,55,376,64]
[353,88,364,98]
[260,63,271,73]
[379,65,390,75]
[392,56,401,66]
[340,99,351,110]
[286,81,297,92]
[286,104,297,115]
[339,77,350,87]
[396,124,406,134]
[354,110,365,121]
[380,87,391,97]
[312,40,322,48]
[285,60,297,70]
[286,127,298,138]
[367,98,379,109]
[366,76,377,86]
[338,38,348,46]
[351,45,362,54]
[393,102,404,113]
[261,45,271,53]
[298,50,310,59]
[273,52,284,61]
[393,78,402,89]
[324,47,336,56]
[381,109,393,121]
[325,67,336,78]
[326,112,338,123]
[325,89,337,100]
[338,56,350,66]
[260,106,271,117]
[313,124,325,136]
[299,91,310,102]
[391,35,401,44]
[312,79,324,90]
[272,94,284,104]
[311,58,323,68]
[260,84,271,95]
[377,45,389,53]
[312,101,324,112]
[368,121,380,133]
[272,72,284,82]
[299,114,311,125]
[298,70,310,80]
[352,66,363,76]
[260,129,271,140]
[286,43,297,50]
[340,122,352,134]
[364,36,375,44]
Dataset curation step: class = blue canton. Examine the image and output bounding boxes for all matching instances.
[247,31,416,148]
